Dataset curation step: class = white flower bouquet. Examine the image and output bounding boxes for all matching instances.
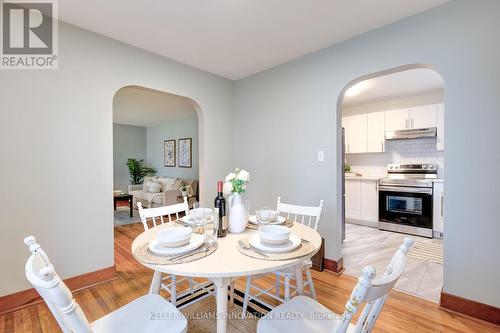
[223,168,250,195]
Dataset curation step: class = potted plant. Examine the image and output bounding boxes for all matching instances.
[224,168,250,233]
[126,158,156,185]
[180,185,189,197]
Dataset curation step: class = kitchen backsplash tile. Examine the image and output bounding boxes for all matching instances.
[346,137,444,178]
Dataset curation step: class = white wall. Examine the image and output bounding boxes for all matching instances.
[113,124,147,193]
[0,21,233,296]
[234,0,500,307]
[147,115,199,180]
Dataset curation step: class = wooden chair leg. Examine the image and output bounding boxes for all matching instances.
[306,269,317,300]
[171,275,177,306]
[229,279,235,305]
[275,272,281,298]
[188,277,193,293]
[284,274,290,301]
[149,270,162,295]
[242,276,252,318]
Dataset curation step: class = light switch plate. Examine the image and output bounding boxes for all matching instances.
[317,151,325,162]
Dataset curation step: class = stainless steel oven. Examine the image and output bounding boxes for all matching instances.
[378,164,436,238]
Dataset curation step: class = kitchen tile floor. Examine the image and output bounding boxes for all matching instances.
[342,223,443,303]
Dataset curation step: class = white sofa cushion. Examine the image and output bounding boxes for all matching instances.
[146,181,162,193]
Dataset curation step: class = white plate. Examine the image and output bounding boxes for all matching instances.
[248,215,286,225]
[148,233,204,256]
[179,215,214,226]
[249,234,301,254]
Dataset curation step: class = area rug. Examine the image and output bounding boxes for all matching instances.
[179,287,269,332]
[114,206,142,226]
[407,241,443,264]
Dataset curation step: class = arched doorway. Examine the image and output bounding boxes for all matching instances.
[112,85,204,224]
[337,65,445,303]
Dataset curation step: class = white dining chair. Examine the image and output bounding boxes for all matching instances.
[242,196,324,316]
[24,236,187,333]
[137,200,214,307]
[256,238,414,333]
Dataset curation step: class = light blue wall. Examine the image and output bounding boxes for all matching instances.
[113,124,147,193]
[147,114,199,180]
[0,20,234,296]
[234,0,500,307]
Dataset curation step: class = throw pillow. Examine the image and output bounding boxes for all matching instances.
[142,176,158,192]
[173,178,183,191]
[147,181,162,193]
[159,177,177,191]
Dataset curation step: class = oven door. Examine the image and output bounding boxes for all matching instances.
[379,185,433,229]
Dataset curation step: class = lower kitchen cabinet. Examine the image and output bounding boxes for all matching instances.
[433,182,444,236]
[360,180,378,222]
[345,179,361,219]
[345,178,378,226]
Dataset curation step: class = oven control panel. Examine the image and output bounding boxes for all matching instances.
[387,163,437,173]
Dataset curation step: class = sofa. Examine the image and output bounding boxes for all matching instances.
[128,177,198,208]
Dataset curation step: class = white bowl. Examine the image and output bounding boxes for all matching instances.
[255,209,279,223]
[158,227,192,248]
[258,225,290,245]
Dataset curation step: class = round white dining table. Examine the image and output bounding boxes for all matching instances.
[131,222,322,333]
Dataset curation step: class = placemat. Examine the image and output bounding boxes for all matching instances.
[246,219,294,230]
[133,241,217,265]
[237,237,315,261]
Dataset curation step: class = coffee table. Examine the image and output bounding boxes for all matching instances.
[114,193,133,217]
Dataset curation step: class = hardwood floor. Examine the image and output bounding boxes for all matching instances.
[1,222,498,333]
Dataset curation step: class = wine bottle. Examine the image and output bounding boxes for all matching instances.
[214,181,227,237]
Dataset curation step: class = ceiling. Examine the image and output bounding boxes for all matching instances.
[342,68,444,106]
[113,86,197,127]
[59,0,449,80]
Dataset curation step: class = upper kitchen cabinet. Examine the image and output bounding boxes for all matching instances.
[385,105,438,131]
[367,111,385,152]
[437,103,444,151]
[410,104,437,129]
[385,108,410,131]
[343,111,385,154]
[343,114,367,153]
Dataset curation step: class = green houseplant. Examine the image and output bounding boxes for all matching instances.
[127,159,156,185]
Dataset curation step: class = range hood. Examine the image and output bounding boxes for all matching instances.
[385,127,437,140]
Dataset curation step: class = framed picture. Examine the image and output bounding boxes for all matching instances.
[178,138,192,168]
[164,139,176,167]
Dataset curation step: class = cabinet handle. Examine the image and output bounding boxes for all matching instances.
[381,141,384,152]
[348,143,350,153]
[411,118,414,128]
[441,195,444,217]
[405,118,409,129]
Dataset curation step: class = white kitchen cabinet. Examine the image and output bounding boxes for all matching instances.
[436,103,444,151]
[366,111,385,152]
[410,104,437,129]
[345,179,361,219]
[385,108,410,131]
[345,178,378,227]
[433,182,444,236]
[360,180,378,222]
[343,114,367,153]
